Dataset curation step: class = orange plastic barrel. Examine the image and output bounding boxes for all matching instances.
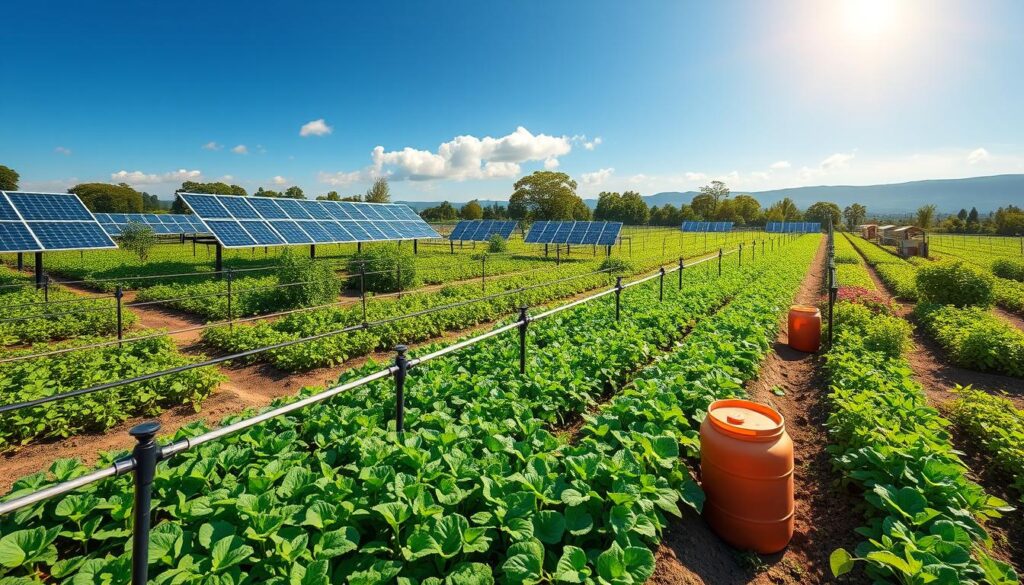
[787,305,821,353]
[700,399,794,554]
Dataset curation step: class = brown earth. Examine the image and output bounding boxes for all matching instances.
[652,237,868,585]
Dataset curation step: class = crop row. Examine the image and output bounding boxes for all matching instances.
[825,298,1017,583]
[0,237,813,583]
[929,244,1024,316]
[833,234,878,290]
[843,234,919,300]
[0,336,224,451]
[914,303,1024,377]
[948,386,1024,503]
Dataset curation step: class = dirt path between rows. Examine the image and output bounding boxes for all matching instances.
[849,239,1024,574]
[652,237,867,585]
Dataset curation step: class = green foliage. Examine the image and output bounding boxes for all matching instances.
[992,258,1024,282]
[364,177,391,203]
[69,183,144,213]
[0,164,19,191]
[117,222,157,262]
[508,171,589,221]
[825,299,1018,583]
[914,303,1024,377]
[949,386,1024,502]
[803,201,841,227]
[487,234,508,253]
[347,243,417,293]
[275,250,338,309]
[593,191,649,225]
[0,336,222,450]
[916,261,994,307]
[0,233,818,584]
[134,275,280,321]
[177,181,247,196]
[599,257,634,275]
[420,201,458,221]
[460,200,483,220]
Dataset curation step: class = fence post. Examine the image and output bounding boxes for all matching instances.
[225,269,234,331]
[129,421,162,585]
[556,246,560,267]
[658,267,665,302]
[116,286,124,346]
[450,239,454,254]
[43,274,49,303]
[718,248,723,276]
[615,276,623,321]
[518,306,529,374]
[678,256,684,290]
[360,262,368,324]
[393,345,409,434]
[739,243,743,266]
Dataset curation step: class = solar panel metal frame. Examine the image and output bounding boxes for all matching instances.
[0,191,118,252]
[179,193,439,248]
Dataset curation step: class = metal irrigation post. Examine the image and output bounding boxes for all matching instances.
[115,286,124,346]
[43,274,49,303]
[129,421,162,585]
[517,306,529,374]
[678,257,684,289]
[360,262,368,324]
[659,267,665,302]
[718,248,723,276]
[615,276,623,321]
[393,345,409,434]
[226,269,234,331]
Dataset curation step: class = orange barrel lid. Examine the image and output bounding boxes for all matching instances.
[707,399,784,441]
[789,305,819,314]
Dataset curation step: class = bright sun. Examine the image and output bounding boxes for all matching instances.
[840,0,900,40]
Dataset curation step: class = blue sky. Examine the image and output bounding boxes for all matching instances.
[2,0,1022,201]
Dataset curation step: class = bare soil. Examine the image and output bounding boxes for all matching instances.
[652,238,868,585]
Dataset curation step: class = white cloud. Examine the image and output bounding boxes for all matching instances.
[967,147,989,165]
[821,152,855,169]
[232,144,248,155]
[770,160,791,169]
[544,157,560,170]
[202,141,222,151]
[271,175,288,186]
[582,168,614,186]
[317,170,364,187]
[684,172,707,182]
[111,169,202,185]
[54,146,72,156]
[362,126,571,182]
[572,135,603,151]
[300,118,333,137]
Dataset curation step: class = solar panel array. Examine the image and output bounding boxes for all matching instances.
[0,191,118,252]
[680,221,734,232]
[765,222,821,233]
[524,221,622,245]
[94,213,208,236]
[448,220,518,242]
[179,193,440,248]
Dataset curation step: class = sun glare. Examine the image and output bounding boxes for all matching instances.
[840,0,900,40]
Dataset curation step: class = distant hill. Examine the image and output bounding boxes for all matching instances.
[399,175,1024,215]
[620,174,1024,214]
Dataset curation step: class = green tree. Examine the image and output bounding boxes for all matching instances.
[340,194,363,202]
[317,191,341,201]
[178,181,247,196]
[957,208,968,221]
[365,177,391,203]
[731,194,762,225]
[766,197,801,222]
[593,192,623,221]
[0,164,20,191]
[698,180,730,215]
[843,203,867,230]
[69,183,144,213]
[482,203,508,219]
[618,191,649,225]
[967,207,979,224]
[460,200,483,220]
[993,205,1024,236]
[254,187,282,198]
[420,201,458,221]
[118,222,157,262]
[284,186,305,199]
[915,204,937,228]
[804,201,842,227]
[690,193,716,220]
[508,171,587,220]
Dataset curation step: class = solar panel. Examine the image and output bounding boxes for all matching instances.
[206,220,257,247]
[523,221,622,245]
[0,191,118,252]
[598,222,623,245]
[93,213,208,237]
[449,219,520,242]
[179,194,439,248]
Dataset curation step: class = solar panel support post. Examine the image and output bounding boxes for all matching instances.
[606,245,612,257]
[34,252,43,289]
[226,270,234,331]
[310,244,316,260]
[214,244,223,277]
[658,267,665,302]
[517,306,529,374]
[678,257,684,290]
[129,421,161,585]
[16,253,22,271]
[115,286,124,347]
[450,240,454,254]
[192,239,196,257]
[360,262,368,324]
[556,246,560,266]
[393,345,408,435]
[358,242,362,253]
[718,248,723,276]
[614,276,623,321]
[544,244,548,257]
[414,239,418,255]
